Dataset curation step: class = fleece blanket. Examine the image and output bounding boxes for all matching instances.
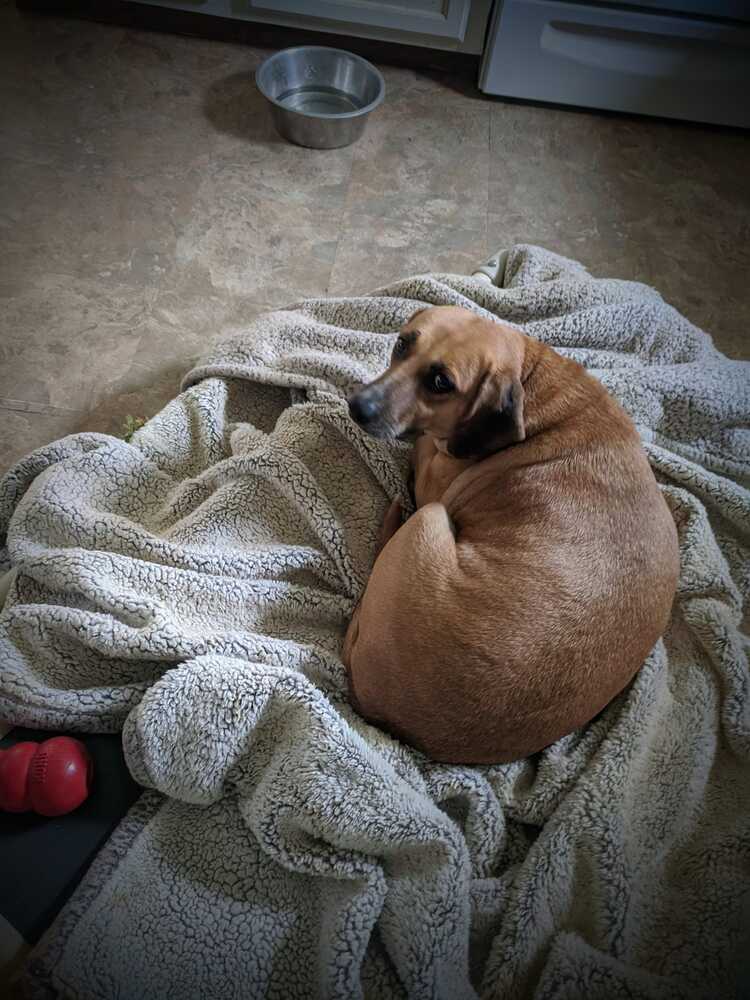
[1,245,749,1000]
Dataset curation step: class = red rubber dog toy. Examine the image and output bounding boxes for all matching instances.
[0,737,93,816]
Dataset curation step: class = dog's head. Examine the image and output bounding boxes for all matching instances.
[348,306,526,459]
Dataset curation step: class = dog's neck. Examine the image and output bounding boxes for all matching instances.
[518,335,602,441]
[428,336,636,512]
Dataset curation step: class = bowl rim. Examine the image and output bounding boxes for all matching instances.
[255,46,386,121]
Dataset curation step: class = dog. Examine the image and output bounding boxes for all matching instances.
[342,305,679,764]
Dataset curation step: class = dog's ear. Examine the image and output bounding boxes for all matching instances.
[448,371,525,459]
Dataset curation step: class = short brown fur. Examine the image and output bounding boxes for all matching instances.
[343,306,679,764]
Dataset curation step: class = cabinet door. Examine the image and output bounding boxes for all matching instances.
[480,0,750,128]
[245,0,472,40]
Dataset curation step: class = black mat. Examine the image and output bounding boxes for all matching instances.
[0,728,141,945]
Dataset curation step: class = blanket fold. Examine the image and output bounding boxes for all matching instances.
[2,245,748,1000]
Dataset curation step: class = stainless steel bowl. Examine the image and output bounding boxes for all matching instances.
[256,46,385,149]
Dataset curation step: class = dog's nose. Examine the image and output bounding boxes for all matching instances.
[349,394,378,425]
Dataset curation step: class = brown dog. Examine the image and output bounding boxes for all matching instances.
[343,306,679,764]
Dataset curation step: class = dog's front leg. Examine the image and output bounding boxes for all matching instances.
[342,602,360,673]
[343,498,403,672]
[376,498,403,553]
[412,434,470,508]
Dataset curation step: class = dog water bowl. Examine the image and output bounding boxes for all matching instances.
[256,46,385,149]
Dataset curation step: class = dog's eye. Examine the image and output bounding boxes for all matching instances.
[429,371,454,394]
[393,336,407,357]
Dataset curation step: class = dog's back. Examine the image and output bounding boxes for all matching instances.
[347,342,679,763]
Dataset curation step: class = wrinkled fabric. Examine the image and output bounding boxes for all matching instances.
[4,245,748,1000]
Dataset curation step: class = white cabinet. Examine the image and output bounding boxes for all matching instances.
[480,0,750,128]
[244,0,472,40]
[134,0,488,50]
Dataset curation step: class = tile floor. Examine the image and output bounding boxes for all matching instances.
[1,3,749,474]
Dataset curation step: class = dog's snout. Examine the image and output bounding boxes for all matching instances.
[349,393,379,426]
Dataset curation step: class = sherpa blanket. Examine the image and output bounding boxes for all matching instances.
[1,246,749,1000]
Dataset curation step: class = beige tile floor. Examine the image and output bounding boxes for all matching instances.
[1,4,749,474]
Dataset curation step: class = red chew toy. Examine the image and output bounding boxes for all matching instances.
[0,736,92,817]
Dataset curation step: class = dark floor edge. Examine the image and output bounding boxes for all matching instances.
[16,1,481,84]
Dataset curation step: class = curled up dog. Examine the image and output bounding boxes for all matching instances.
[343,306,679,764]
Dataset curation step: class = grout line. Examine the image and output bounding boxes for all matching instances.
[0,397,87,417]
[326,147,359,298]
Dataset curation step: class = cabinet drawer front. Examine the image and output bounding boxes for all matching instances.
[133,0,472,39]
[246,0,472,39]
[608,0,749,19]
[481,0,750,128]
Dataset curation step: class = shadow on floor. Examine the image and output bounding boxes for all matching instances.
[203,70,285,144]
[78,362,187,439]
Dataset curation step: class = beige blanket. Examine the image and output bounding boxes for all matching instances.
[2,245,747,1000]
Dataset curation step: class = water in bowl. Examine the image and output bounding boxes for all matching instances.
[277,84,363,116]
